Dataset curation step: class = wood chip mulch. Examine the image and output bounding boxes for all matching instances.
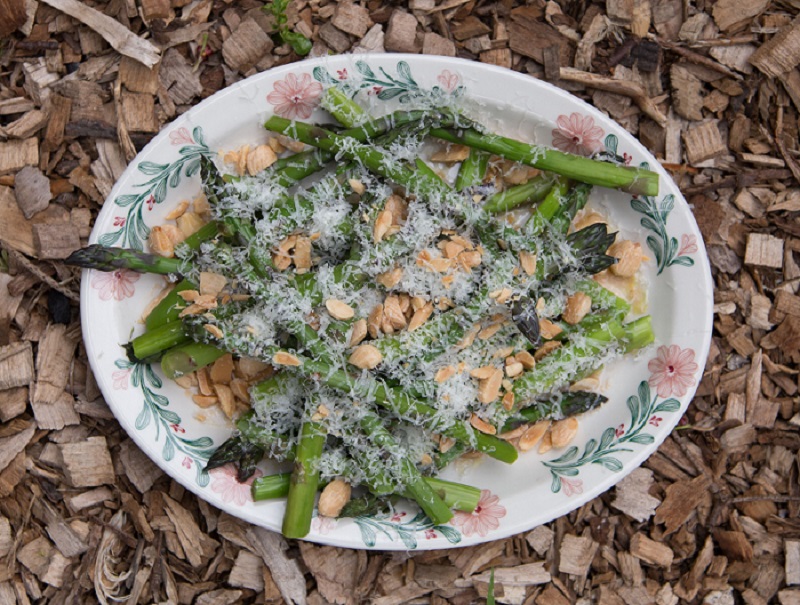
[1,0,800,603]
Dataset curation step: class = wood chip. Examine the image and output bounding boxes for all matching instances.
[60,436,115,487]
[630,533,674,567]
[612,467,662,522]
[750,15,800,78]
[559,534,599,576]
[745,233,784,268]
[245,527,307,605]
[683,120,727,164]
[0,341,34,390]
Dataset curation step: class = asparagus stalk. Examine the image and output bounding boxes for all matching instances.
[429,127,660,196]
[282,413,326,539]
[145,279,196,331]
[454,148,490,191]
[127,321,188,361]
[67,245,184,275]
[482,174,556,214]
[161,341,227,378]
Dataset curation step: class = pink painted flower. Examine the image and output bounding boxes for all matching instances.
[371,86,383,95]
[437,69,460,93]
[91,269,139,301]
[169,127,194,146]
[552,113,604,156]
[113,216,126,227]
[561,477,584,497]
[170,423,185,434]
[182,457,193,469]
[112,368,131,390]
[424,528,437,540]
[266,73,323,120]
[337,69,348,80]
[649,415,662,427]
[450,490,506,537]
[647,345,698,398]
[615,424,625,438]
[622,152,633,165]
[146,195,156,211]
[390,512,406,523]
[678,234,698,256]
[209,464,263,506]
[311,514,338,535]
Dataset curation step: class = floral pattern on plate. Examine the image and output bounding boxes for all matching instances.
[267,73,324,120]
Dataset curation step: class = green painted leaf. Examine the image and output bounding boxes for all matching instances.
[654,399,681,413]
[396,527,418,549]
[397,61,417,86]
[116,194,140,207]
[599,427,616,451]
[192,126,205,147]
[355,61,375,79]
[312,66,337,85]
[551,473,562,493]
[354,519,377,547]
[646,235,663,268]
[604,134,618,155]
[597,457,623,472]
[196,466,210,487]
[583,438,598,457]
[145,364,163,388]
[627,395,640,428]
[183,436,214,448]
[637,381,651,411]
[163,435,175,461]
[169,168,181,189]
[639,161,650,170]
[630,198,651,216]
[98,230,122,246]
[139,161,168,175]
[660,194,675,221]
[376,88,405,100]
[628,433,655,445]
[639,216,659,234]
[435,525,462,544]
[670,256,694,267]
[158,408,181,424]
[184,158,201,178]
[550,446,579,464]
[135,404,151,430]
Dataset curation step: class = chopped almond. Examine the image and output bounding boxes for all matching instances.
[210,354,234,384]
[538,318,563,340]
[165,200,190,220]
[519,251,537,276]
[373,209,393,243]
[534,341,562,361]
[408,302,434,331]
[349,319,368,346]
[325,299,355,321]
[470,414,497,435]
[377,267,403,289]
[477,368,503,404]
[435,366,457,383]
[199,272,227,297]
[273,351,302,367]
[349,344,382,369]
[204,324,224,339]
[519,421,550,452]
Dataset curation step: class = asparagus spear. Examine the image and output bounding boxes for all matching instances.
[482,174,556,214]
[454,148,490,191]
[282,411,326,539]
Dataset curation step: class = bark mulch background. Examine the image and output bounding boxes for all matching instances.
[1,0,800,603]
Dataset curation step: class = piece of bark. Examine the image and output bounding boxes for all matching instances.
[715,530,754,562]
[0,341,34,390]
[42,94,72,154]
[39,0,160,67]
[31,323,77,413]
[786,541,800,586]
[120,91,158,133]
[750,16,800,78]
[32,222,80,259]
[0,387,28,422]
[670,64,704,121]
[451,16,491,40]
[331,1,371,38]
[385,10,419,53]
[60,436,116,487]
[0,516,11,559]
[0,422,34,473]
[724,392,747,426]
[32,390,80,430]
[120,56,159,94]
[299,542,359,604]
[0,138,38,176]
[652,0,683,40]
[712,0,769,33]
[4,109,48,139]
[118,438,163,493]
[710,45,756,74]
[16,536,70,588]
[741,153,786,169]
[353,23,385,53]
[22,58,59,105]
[559,534,599,576]
[163,493,216,568]
[611,467,661,522]
[509,7,572,65]
[721,423,757,452]
[423,32,456,57]
[630,533,674,567]
[159,48,202,106]
[319,22,352,53]
[683,121,726,164]
[246,526,307,605]
[727,114,750,150]
[139,0,170,24]
[450,540,505,576]
[64,486,114,512]
[33,499,88,558]
[222,17,273,73]
[654,474,711,535]
[480,48,512,68]
[0,0,28,36]
[229,550,265,591]
[745,233,784,269]
[526,525,555,556]
[13,165,51,219]
[0,97,35,116]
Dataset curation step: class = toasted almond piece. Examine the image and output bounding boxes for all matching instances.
[174,373,195,389]
[408,302,434,331]
[504,164,540,185]
[215,384,237,418]
[536,297,546,312]
[326,298,355,321]
[478,368,504,404]
[609,240,644,277]
[178,303,204,317]
[194,294,218,310]
[515,350,536,370]
[570,376,601,392]
[495,287,513,304]
[348,178,366,195]
[416,249,432,266]
[420,453,433,465]
[267,137,285,154]
[293,236,312,270]
[367,304,384,339]
[318,479,351,517]
[384,194,408,223]
[439,436,456,453]
[519,421,551,452]
[381,314,396,335]
[563,291,592,325]
[438,296,455,310]
[458,324,481,349]
[230,378,251,404]
[442,274,455,289]
[238,356,271,379]
[210,353,234,385]
[505,362,524,378]
[247,145,278,176]
[176,209,205,237]
[349,319,368,346]
[411,296,426,311]
[470,365,497,380]
[534,341,562,361]
[204,324,224,339]
[149,225,181,257]
[457,249,482,270]
[193,193,210,216]
[539,318,563,340]
[233,144,250,175]
[165,200,190,220]
[519,251,537,276]
[177,289,200,302]
[273,351,302,367]
[192,394,219,408]
[470,413,497,435]
[349,344,382,369]
[435,365,457,383]
[450,234,473,249]
[398,293,411,315]
[443,240,466,259]
[199,272,228,297]
[499,425,527,440]
[538,430,553,454]
[478,322,503,340]
[572,209,607,232]
[197,367,213,396]
[431,143,470,163]
[277,134,305,152]
[383,296,407,330]
[550,417,579,448]
[425,257,452,273]
[502,391,515,411]
[373,209,393,243]
[317,404,330,418]
[377,267,404,289]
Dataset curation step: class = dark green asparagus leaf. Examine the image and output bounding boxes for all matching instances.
[566,223,618,275]
[511,297,541,346]
[559,391,608,417]
[340,493,392,518]
[205,435,265,481]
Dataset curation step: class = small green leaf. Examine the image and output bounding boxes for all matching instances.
[597,457,623,472]
[599,427,617,450]
[550,473,562,493]
[139,161,168,175]
[628,433,655,445]
[435,525,462,544]
[654,399,681,413]
[670,256,694,267]
[354,519,377,547]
